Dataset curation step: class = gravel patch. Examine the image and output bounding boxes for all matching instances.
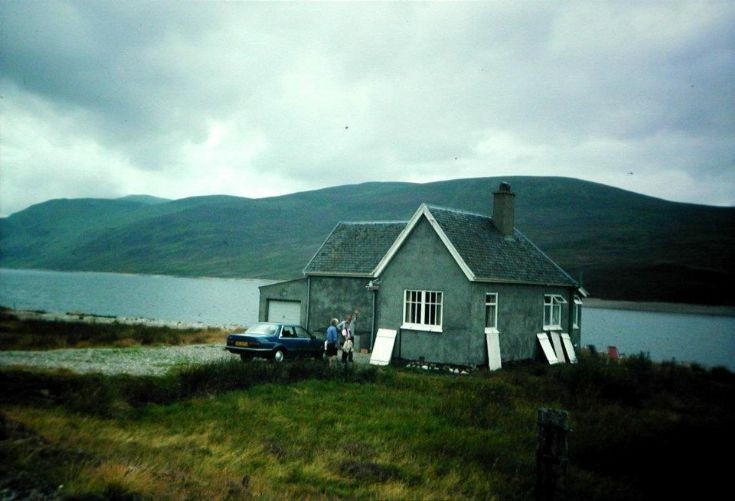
[0,345,373,376]
[0,344,234,376]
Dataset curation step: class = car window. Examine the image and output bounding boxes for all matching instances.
[245,324,278,335]
[294,327,311,339]
[281,327,295,338]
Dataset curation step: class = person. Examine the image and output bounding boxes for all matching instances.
[337,309,360,345]
[340,318,350,344]
[341,320,355,362]
[341,320,354,364]
[325,318,339,366]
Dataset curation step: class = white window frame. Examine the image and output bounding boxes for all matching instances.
[543,294,567,331]
[573,296,582,329]
[402,289,443,332]
[484,293,499,334]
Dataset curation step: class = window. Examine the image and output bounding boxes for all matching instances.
[573,296,582,329]
[403,290,443,331]
[485,293,498,333]
[294,326,311,339]
[543,294,567,330]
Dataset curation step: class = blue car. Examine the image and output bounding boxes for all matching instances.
[225,322,325,362]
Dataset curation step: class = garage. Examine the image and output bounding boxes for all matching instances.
[267,300,301,324]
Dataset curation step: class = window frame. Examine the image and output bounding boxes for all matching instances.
[484,292,499,334]
[402,289,443,332]
[573,296,582,329]
[543,294,567,331]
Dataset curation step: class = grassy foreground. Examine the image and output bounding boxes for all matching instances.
[0,308,227,350]
[1,355,733,500]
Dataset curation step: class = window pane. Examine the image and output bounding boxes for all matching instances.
[485,304,496,328]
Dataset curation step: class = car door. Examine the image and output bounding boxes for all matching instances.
[293,326,318,355]
[278,325,299,351]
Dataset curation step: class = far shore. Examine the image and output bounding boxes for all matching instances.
[585,298,735,317]
[1,306,245,331]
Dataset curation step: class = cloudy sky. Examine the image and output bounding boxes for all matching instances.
[1,1,733,216]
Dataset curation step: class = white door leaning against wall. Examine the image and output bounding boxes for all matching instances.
[267,300,301,324]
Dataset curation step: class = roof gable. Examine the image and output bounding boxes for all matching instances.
[373,204,475,280]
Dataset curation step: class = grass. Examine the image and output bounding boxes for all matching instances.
[2,355,733,500]
[0,309,228,350]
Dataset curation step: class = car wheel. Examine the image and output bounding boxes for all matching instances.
[273,349,285,363]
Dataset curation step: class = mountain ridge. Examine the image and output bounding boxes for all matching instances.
[1,176,733,305]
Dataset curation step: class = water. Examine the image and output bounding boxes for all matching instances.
[1,268,733,369]
[583,307,735,370]
[0,268,274,326]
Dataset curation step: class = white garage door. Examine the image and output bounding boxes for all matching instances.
[267,300,301,324]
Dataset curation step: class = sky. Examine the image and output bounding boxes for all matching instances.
[1,1,734,217]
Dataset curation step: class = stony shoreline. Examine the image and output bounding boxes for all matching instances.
[585,298,735,317]
[3,307,246,331]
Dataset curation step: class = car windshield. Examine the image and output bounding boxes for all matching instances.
[245,324,278,335]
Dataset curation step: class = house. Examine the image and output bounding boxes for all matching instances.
[258,182,585,367]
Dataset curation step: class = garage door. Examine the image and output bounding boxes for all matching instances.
[267,300,301,324]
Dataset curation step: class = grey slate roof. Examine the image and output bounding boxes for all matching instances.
[304,205,577,286]
[303,222,406,275]
[426,206,576,286]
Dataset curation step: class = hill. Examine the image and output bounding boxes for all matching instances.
[1,176,733,305]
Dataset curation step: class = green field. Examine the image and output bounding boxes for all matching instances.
[2,354,733,500]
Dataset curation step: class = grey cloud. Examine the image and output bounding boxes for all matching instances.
[0,1,733,215]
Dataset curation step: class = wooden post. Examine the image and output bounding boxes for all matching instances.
[536,408,570,501]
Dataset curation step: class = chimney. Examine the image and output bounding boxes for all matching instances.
[493,182,515,237]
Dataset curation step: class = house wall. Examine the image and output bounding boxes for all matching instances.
[306,276,375,349]
[258,279,307,324]
[376,216,477,365]
[477,283,575,362]
[376,215,579,366]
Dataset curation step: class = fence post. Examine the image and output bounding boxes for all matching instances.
[536,408,570,501]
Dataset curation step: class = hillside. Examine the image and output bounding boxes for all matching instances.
[1,177,734,305]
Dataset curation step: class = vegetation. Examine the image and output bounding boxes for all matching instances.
[1,176,734,305]
[0,309,227,350]
[2,355,732,499]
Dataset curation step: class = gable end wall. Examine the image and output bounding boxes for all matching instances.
[376,216,578,365]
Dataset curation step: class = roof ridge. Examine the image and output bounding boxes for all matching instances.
[338,220,408,225]
[424,204,490,219]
